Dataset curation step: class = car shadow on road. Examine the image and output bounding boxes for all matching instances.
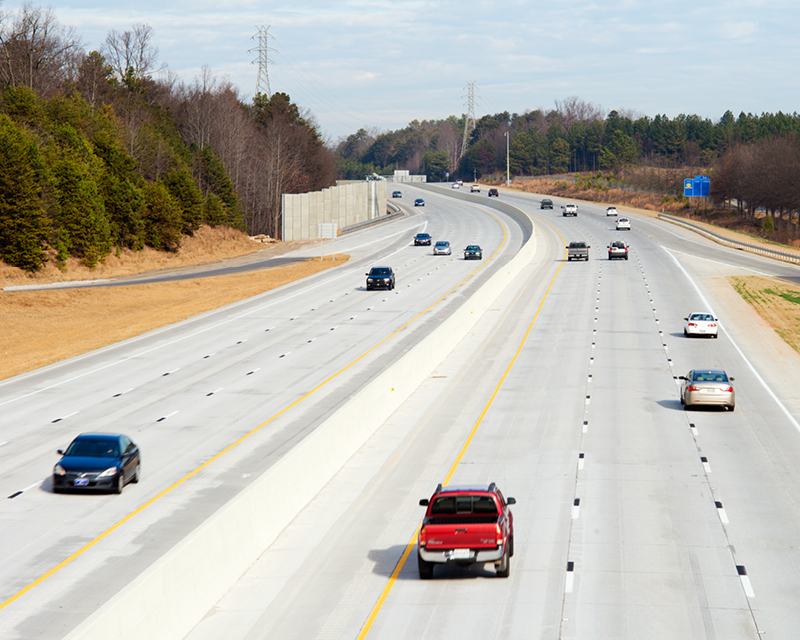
[368,545,498,581]
[656,399,686,411]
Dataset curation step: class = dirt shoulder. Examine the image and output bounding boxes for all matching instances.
[0,227,347,381]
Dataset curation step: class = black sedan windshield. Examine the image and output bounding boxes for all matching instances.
[65,438,120,457]
[369,268,391,276]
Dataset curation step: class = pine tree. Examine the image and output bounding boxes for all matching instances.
[0,114,48,271]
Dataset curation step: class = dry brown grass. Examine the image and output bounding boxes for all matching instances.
[729,276,800,353]
[0,226,272,287]
[1,228,348,380]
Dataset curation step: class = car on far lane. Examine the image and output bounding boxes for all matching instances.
[616,217,631,231]
[607,240,629,260]
[433,240,452,255]
[414,198,425,207]
[679,369,735,411]
[488,188,499,197]
[464,245,483,260]
[540,199,553,209]
[53,433,140,494]
[606,206,618,216]
[451,182,460,189]
[365,266,395,290]
[471,184,481,193]
[684,312,719,338]
[392,191,402,198]
[414,233,432,246]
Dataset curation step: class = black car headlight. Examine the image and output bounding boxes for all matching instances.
[54,464,66,476]
[98,466,118,478]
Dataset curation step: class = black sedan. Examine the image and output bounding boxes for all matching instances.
[414,233,432,246]
[464,245,483,260]
[365,266,395,290]
[53,433,141,494]
[414,198,425,206]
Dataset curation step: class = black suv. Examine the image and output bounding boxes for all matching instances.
[540,199,553,209]
[488,188,499,197]
[365,266,395,290]
[414,233,432,246]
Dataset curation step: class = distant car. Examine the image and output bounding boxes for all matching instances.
[464,245,483,260]
[457,180,463,185]
[684,312,719,338]
[616,217,631,230]
[470,184,481,193]
[414,198,425,207]
[562,204,578,217]
[392,191,402,198]
[540,199,553,209]
[608,240,629,260]
[365,266,395,290]
[606,206,618,216]
[680,369,735,411]
[451,183,460,189]
[488,188,499,197]
[433,240,451,255]
[53,433,140,494]
[567,241,589,261]
[414,233,432,246]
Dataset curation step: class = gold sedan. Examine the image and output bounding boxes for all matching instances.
[680,369,735,411]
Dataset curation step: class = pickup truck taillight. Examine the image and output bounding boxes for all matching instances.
[496,524,504,546]
[419,525,427,548]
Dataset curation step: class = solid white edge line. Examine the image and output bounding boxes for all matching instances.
[664,248,800,435]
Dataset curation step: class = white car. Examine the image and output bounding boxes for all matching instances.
[451,182,460,189]
[470,184,481,193]
[433,240,451,255]
[684,312,719,338]
[616,217,631,230]
[606,206,618,216]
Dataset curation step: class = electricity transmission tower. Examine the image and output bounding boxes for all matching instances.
[460,81,476,160]
[250,25,277,97]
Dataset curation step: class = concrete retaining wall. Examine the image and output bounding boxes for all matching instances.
[66,203,537,640]
[282,180,387,241]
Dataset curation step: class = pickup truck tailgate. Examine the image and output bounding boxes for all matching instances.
[424,517,499,550]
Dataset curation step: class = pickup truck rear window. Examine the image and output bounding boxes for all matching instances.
[431,495,498,515]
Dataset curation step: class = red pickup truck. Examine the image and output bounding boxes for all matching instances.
[417,483,516,579]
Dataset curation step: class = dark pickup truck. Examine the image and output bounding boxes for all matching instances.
[417,483,515,579]
[567,241,590,261]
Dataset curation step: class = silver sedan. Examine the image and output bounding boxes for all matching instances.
[679,369,735,411]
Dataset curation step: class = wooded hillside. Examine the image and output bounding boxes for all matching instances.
[0,6,336,272]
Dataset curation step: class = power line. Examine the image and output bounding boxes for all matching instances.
[249,25,276,97]
[460,81,476,159]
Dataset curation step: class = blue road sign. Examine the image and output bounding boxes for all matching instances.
[685,175,710,197]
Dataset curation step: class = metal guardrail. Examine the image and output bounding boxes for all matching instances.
[657,214,800,265]
[340,204,404,234]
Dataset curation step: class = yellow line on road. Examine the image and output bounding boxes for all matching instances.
[357,214,567,639]
[0,206,509,614]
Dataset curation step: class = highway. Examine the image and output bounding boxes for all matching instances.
[4,183,800,639]
[187,186,800,639]
[0,186,526,638]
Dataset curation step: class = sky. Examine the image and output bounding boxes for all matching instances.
[3,0,798,144]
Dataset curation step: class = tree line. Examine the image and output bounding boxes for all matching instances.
[0,4,335,272]
[336,96,800,189]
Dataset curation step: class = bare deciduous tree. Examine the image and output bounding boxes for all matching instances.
[101,23,163,83]
[0,3,82,95]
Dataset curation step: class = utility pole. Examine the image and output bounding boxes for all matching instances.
[505,131,510,186]
[460,81,476,161]
[250,25,276,97]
